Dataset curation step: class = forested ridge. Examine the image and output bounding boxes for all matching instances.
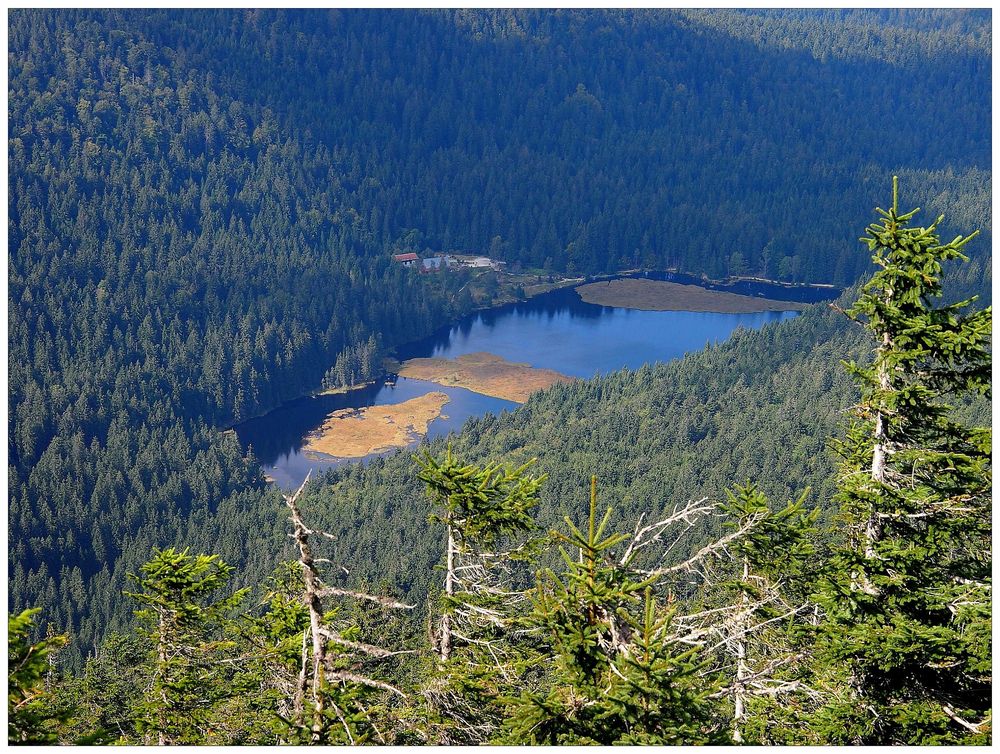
[10,209,992,741]
[6,8,992,735]
[9,9,492,661]
[119,8,991,282]
[674,8,992,64]
[298,298,862,603]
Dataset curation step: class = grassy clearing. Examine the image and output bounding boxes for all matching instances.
[302,392,451,459]
[398,351,575,403]
[576,278,808,313]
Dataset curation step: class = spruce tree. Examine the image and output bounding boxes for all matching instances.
[62,632,150,744]
[713,484,822,744]
[816,178,992,744]
[126,548,248,745]
[8,609,72,744]
[416,447,545,743]
[502,478,728,745]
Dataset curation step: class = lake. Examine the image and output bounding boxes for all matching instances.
[235,279,827,488]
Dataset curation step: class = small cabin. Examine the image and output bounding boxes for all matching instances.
[393,252,419,267]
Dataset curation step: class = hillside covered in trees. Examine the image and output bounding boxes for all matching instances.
[89,8,992,283]
[7,9,992,742]
[11,192,992,742]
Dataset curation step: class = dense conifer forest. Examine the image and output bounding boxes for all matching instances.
[7,8,991,745]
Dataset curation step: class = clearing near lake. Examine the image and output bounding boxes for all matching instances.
[576,278,808,313]
[398,351,575,403]
[303,392,450,459]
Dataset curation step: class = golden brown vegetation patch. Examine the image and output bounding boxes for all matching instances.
[302,392,450,459]
[398,352,575,403]
[576,278,807,313]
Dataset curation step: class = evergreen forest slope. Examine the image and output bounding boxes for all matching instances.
[291,295,862,603]
[124,8,991,281]
[7,9,992,665]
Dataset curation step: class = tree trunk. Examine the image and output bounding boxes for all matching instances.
[440,517,455,662]
[284,474,327,742]
[292,628,308,730]
[732,555,750,744]
[864,300,892,589]
[157,614,168,746]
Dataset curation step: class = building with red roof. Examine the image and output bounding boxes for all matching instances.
[392,252,419,267]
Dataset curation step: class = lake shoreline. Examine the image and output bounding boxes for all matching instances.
[225,269,834,432]
[219,276,586,431]
[234,269,837,483]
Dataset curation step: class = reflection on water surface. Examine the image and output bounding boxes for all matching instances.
[236,277,832,488]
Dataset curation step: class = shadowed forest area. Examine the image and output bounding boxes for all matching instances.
[8,9,991,746]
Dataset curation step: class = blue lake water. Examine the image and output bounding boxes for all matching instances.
[236,280,821,488]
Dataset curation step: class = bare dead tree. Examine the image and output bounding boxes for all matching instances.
[416,450,544,744]
[612,490,822,743]
[283,472,416,744]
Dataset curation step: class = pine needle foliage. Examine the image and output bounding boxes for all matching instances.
[417,445,544,545]
[723,483,818,589]
[816,177,992,744]
[125,548,248,745]
[8,608,72,744]
[502,477,728,745]
[416,447,546,743]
